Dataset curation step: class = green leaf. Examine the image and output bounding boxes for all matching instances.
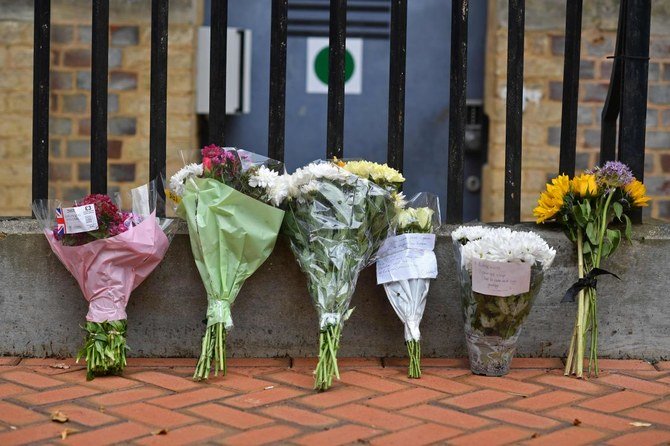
[613,202,623,220]
[573,205,587,227]
[582,242,592,254]
[606,228,621,255]
[600,237,613,259]
[586,222,598,245]
[623,214,632,241]
[580,202,591,221]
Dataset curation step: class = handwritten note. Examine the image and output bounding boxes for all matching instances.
[377,234,436,258]
[471,259,531,297]
[376,249,437,284]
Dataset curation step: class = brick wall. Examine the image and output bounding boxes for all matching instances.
[0,1,199,216]
[482,0,670,222]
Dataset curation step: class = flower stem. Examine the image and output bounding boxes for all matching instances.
[314,324,342,391]
[407,340,422,379]
[76,320,128,380]
[575,228,586,378]
[193,323,226,381]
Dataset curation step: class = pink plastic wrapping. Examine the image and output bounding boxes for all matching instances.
[45,213,170,322]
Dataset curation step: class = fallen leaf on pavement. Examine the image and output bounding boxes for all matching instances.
[151,429,168,436]
[61,428,78,440]
[51,411,68,423]
[573,418,582,426]
[50,363,70,370]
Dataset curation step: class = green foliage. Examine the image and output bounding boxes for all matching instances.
[76,320,128,380]
[460,267,544,340]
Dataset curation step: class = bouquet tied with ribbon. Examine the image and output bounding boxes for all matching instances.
[534,161,650,377]
[33,180,176,379]
[169,146,285,381]
[376,192,440,378]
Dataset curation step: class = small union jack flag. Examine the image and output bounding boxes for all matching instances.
[55,208,66,237]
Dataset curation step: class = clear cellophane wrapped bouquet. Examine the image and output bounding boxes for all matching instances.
[376,193,441,378]
[32,180,176,379]
[168,146,285,381]
[452,226,556,376]
[279,159,403,391]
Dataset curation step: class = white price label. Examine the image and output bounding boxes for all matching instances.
[61,205,99,234]
[471,259,531,297]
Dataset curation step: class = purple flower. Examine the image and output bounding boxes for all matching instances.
[589,161,634,188]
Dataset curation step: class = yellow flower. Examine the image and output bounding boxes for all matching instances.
[341,160,405,186]
[624,179,650,207]
[571,173,598,197]
[533,174,570,223]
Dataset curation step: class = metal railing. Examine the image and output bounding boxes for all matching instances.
[30,0,652,222]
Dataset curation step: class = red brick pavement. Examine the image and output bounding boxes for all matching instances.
[0,357,668,445]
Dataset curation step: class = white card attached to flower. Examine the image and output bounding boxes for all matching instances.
[471,259,531,297]
[376,234,437,285]
[377,234,436,258]
[58,204,99,234]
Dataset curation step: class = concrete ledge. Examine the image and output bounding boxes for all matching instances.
[1,220,668,360]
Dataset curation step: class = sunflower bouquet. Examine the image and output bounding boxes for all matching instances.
[534,161,650,377]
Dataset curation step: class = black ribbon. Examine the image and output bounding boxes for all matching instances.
[561,268,621,303]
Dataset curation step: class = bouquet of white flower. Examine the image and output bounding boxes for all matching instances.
[278,160,399,391]
[376,193,440,378]
[452,226,556,376]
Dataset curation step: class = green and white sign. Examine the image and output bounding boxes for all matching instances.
[306,37,362,95]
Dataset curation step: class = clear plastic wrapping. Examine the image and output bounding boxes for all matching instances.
[378,193,440,378]
[451,226,554,376]
[282,161,396,330]
[379,192,441,342]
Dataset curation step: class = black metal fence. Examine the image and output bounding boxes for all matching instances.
[30,0,652,222]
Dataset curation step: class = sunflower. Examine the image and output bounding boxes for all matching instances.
[534,174,570,223]
[571,173,598,198]
[624,179,651,207]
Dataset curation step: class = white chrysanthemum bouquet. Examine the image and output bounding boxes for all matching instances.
[452,226,556,376]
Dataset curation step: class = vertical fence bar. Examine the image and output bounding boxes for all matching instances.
[326,0,347,159]
[268,0,288,162]
[446,0,468,223]
[387,0,407,173]
[32,0,50,204]
[619,0,651,223]
[504,0,525,224]
[209,0,228,146]
[600,0,627,164]
[90,0,109,194]
[150,0,169,216]
[558,0,583,176]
